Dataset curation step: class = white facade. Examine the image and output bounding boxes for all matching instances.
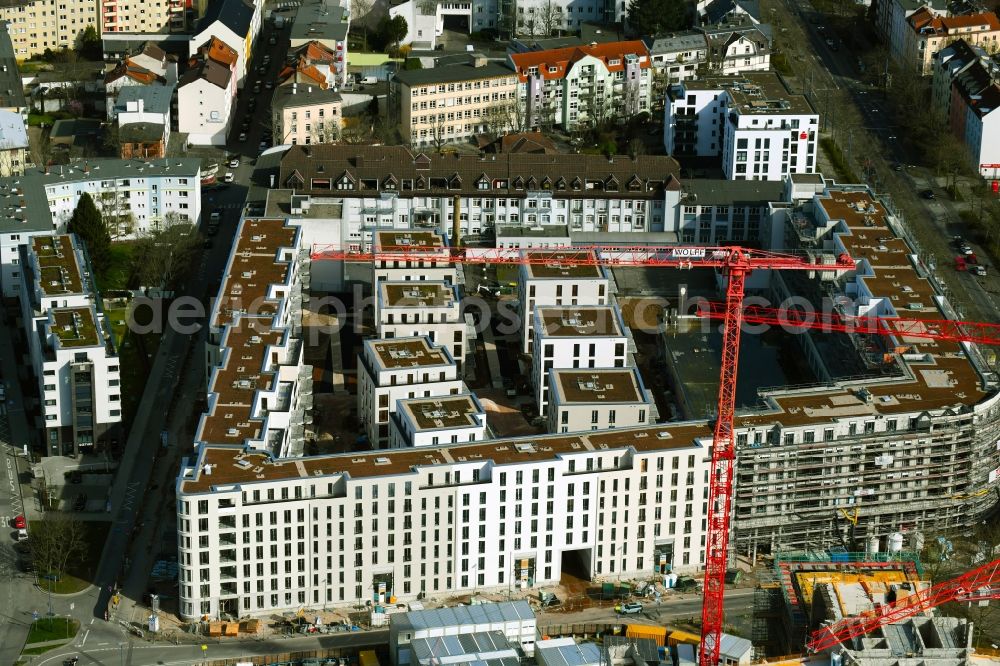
[665,75,818,181]
[530,305,630,415]
[18,235,122,457]
[176,431,712,620]
[177,68,236,147]
[376,281,466,369]
[357,337,466,449]
[510,44,653,130]
[0,228,55,298]
[546,368,654,434]
[389,394,487,448]
[959,94,1000,179]
[517,253,610,354]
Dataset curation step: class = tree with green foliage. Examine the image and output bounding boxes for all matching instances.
[68,192,111,276]
[379,15,409,51]
[626,0,687,37]
[78,25,102,60]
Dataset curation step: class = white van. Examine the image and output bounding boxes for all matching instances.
[16,529,28,542]
[360,76,377,85]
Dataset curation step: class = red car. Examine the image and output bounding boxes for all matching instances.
[12,514,25,529]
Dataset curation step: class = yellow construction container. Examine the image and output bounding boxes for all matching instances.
[360,649,381,666]
[668,630,702,647]
[627,624,668,647]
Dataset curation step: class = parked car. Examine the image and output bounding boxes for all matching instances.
[920,189,936,200]
[223,172,235,183]
[972,265,988,276]
[229,157,240,168]
[12,514,25,529]
[615,602,643,615]
[15,528,28,542]
[209,211,222,223]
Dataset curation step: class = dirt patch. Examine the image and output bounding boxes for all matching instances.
[311,392,361,453]
[478,390,545,437]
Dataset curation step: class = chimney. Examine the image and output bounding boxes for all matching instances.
[473,54,487,68]
[293,82,297,94]
[137,98,144,113]
[83,161,90,174]
[269,174,276,188]
[452,195,461,248]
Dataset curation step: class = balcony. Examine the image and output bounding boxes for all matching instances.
[219,533,237,546]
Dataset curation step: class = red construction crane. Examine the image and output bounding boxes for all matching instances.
[313,242,856,666]
[695,302,1000,346]
[806,556,1000,653]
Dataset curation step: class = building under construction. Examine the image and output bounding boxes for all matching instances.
[698,184,1000,556]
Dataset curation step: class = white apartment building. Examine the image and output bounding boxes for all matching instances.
[531,305,630,415]
[391,55,519,148]
[176,427,712,619]
[178,38,239,146]
[665,73,818,181]
[389,394,487,448]
[546,368,654,434]
[0,110,28,177]
[703,23,771,76]
[645,31,710,84]
[376,281,466,369]
[189,0,261,87]
[517,251,610,355]
[949,61,1000,179]
[199,218,313,458]
[373,230,458,285]
[508,41,652,130]
[18,235,122,456]
[277,145,682,247]
[357,337,466,449]
[390,602,537,666]
[0,159,201,252]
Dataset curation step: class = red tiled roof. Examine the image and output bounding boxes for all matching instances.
[909,8,1000,35]
[508,40,650,82]
[206,37,239,67]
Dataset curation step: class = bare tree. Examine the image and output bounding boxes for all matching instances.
[97,183,136,240]
[539,0,561,36]
[311,119,342,144]
[430,113,448,153]
[130,222,202,292]
[28,513,87,583]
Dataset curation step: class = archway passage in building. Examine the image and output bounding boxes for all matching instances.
[442,14,470,33]
[560,547,593,606]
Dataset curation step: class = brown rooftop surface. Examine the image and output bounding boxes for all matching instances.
[374,230,446,250]
[213,219,298,329]
[279,145,681,200]
[181,422,710,493]
[380,282,456,308]
[537,306,624,337]
[739,188,986,429]
[681,71,814,116]
[50,307,100,348]
[369,338,454,370]
[552,369,646,404]
[200,316,287,445]
[524,251,605,279]
[32,235,84,296]
[399,396,483,430]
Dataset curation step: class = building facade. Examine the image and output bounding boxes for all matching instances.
[0,0,98,58]
[357,337,466,449]
[178,38,238,146]
[102,0,186,35]
[176,428,712,619]
[546,368,654,434]
[389,394,487,448]
[516,251,610,355]
[392,56,519,149]
[376,281,466,369]
[902,8,1000,76]
[665,73,818,181]
[272,84,343,146]
[530,305,631,415]
[509,41,652,130]
[18,235,121,456]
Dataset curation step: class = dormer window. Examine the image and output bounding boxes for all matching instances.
[555,177,566,190]
[384,175,398,190]
[608,58,621,66]
[548,66,558,73]
[571,177,582,191]
[541,177,552,189]
[477,176,490,190]
[526,176,537,189]
[513,176,524,190]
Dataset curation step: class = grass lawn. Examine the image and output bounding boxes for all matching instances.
[109,298,161,430]
[99,242,135,293]
[25,617,79,644]
[36,521,111,594]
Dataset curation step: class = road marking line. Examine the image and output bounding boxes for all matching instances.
[80,629,90,646]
